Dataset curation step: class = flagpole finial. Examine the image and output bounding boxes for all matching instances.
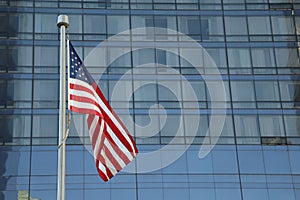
[57,15,69,28]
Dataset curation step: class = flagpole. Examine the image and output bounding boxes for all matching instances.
[57,15,69,200]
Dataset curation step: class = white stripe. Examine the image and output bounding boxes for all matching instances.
[101,149,118,176]
[87,115,98,139]
[70,78,137,154]
[69,87,97,104]
[106,125,133,161]
[104,139,126,168]
[69,99,101,114]
[93,119,105,159]
[97,161,109,180]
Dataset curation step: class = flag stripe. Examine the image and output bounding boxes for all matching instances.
[70,80,137,155]
[68,41,138,182]
[92,83,139,154]
[71,79,137,155]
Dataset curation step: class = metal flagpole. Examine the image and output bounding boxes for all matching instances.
[57,15,69,200]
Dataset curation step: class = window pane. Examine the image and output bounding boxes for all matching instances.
[83,15,106,34]
[228,48,251,68]
[35,13,57,33]
[107,15,129,34]
[271,16,295,34]
[284,115,300,136]
[248,16,271,35]
[234,115,259,137]
[259,115,284,136]
[32,115,58,138]
[225,16,247,35]
[255,81,280,101]
[251,48,275,67]
[231,81,255,101]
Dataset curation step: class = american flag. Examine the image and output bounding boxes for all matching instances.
[68,41,138,181]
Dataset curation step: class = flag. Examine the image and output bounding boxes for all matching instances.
[68,41,138,181]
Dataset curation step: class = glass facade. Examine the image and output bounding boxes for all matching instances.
[1,0,300,199]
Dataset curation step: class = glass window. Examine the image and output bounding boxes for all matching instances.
[31,146,57,175]
[111,189,136,200]
[83,15,106,34]
[289,150,300,174]
[35,13,57,33]
[242,189,268,200]
[248,16,271,35]
[268,189,295,200]
[212,148,238,173]
[138,189,163,200]
[255,81,280,101]
[225,16,248,35]
[231,81,255,101]
[182,80,206,101]
[206,48,227,69]
[34,46,59,72]
[251,48,275,67]
[107,15,130,34]
[187,148,213,173]
[279,80,300,103]
[238,149,264,174]
[32,115,58,138]
[7,79,32,101]
[133,48,156,67]
[284,115,300,136]
[9,13,33,38]
[0,146,30,176]
[216,189,241,200]
[33,79,58,108]
[234,115,260,137]
[263,147,291,174]
[259,115,284,136]
[133,82,157,101]
[177,16,200,35]
[271,16,295,35]
[109,80,132,101]
[205,16,223,35]
[275,48,300,68]
[0,115,31,139]
[228,48,251,68]
[8,46,32,73]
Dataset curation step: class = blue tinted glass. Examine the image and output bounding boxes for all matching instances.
[66,146,84,174]
[84,189,110,199]
[187,148,213,174]
[216,188,242,200]
[111,189,136,200]
[263,147,291,174]
[190,188,215,200]
[268,189,295,200]
[212,148,238,173]
[1,146,30,176]
[242,189,268,200]
[289,150,300,174]
[31,146,57,175]
[238,149,264,174]
[138,189,163,200]
[162,153,188,174]
[164,188,189,200]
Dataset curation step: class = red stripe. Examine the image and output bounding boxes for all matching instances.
[92,83,138,154]
[88,114,132,165]
[105,132,131,164]
[70,83,94,97]
[95,160,109,182]
[71,82,138,155]
[70,94,98,107]
[103,144,122,171]
[70,106,101,117]
[98,155,114,179]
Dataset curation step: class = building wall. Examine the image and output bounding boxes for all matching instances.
[1,0,300,199]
